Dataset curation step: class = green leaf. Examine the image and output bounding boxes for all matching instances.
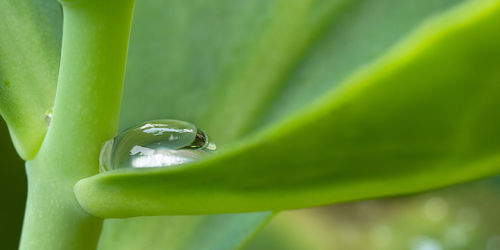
[0,0,272,249]
[0,0,61,159]
[98,212,272,250]
[75,0,500,217]
[3,0,500,249]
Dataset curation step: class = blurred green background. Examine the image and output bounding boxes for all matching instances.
[245,178,500,250]
[1,122,499,250]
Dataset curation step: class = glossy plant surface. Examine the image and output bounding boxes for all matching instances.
[1,0,500,249]
[99,119,215,171]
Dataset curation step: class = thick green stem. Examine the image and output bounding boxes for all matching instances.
[20,0,135,249]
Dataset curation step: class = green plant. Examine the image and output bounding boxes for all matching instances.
[1,0,500,249]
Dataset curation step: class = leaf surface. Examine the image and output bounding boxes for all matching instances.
[0,0,61,159]
[3,0,500,248]
[98,213,271,250]
[0,0,273,249]
[75,0,500,217]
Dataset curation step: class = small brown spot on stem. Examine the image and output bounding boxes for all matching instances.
[44,108,53,126]
[3,79,10,88]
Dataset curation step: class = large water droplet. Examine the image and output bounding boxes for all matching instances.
[99,120,216,172]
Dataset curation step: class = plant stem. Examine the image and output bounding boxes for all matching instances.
[19,0,135,249]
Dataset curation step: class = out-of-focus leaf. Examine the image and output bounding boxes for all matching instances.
[0,0,277,249]
[246,177,500,250]
[75,0,500,217]
[119,0,467,142]
[0,0,61,159]
[98,212,272,250]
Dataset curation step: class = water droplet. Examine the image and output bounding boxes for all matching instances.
[99,120,216,172]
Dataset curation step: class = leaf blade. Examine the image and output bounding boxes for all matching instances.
[0,0,61,159]
[75,0,500,217]
[97,213,272,250]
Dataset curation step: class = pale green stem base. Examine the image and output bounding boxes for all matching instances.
[19,0,135,249]
[21,162,102,250]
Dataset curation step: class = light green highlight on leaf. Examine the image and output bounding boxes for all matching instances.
[0,0,61,159]
[75,0,500,218]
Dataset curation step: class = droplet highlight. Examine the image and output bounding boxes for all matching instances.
[99,119,216,172]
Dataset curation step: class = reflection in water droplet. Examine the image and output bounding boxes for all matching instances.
[99,120,216,172]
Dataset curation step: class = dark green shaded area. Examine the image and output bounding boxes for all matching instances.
[0,121,26,249]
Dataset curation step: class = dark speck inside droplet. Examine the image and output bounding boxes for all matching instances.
[183,129,207,149]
